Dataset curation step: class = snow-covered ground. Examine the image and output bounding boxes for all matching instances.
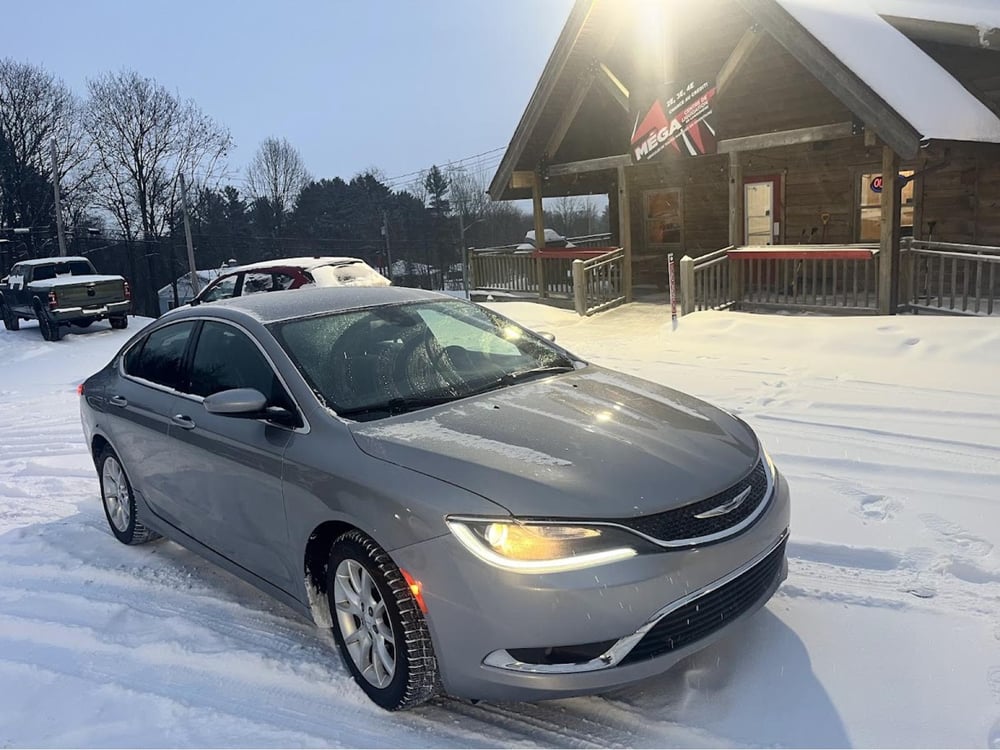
[1,304,998,748]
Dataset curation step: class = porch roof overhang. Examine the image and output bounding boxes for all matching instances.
[490,0,1000,202]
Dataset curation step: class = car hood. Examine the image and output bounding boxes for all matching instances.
[349,366,759,519]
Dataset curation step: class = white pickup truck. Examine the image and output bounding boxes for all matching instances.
[0,256,131,341]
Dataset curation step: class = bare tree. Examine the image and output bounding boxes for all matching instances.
[85,70,231,315]
[0,59,92,246]
[245,137,310,231]
[85,70,232,242]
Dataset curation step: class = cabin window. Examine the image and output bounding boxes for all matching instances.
[643,188,682,246]
[858,170,914,241]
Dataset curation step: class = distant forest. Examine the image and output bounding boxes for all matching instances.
[0,59,609,315]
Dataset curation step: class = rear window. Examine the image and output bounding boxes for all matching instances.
[30,260,93,280]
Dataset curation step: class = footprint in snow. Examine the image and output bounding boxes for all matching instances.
[919,513,994,558]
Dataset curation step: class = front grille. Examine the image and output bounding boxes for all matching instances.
[613,459,770,544]
[621,537,786,665]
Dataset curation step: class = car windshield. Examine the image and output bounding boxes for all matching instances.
[271,299,577,420]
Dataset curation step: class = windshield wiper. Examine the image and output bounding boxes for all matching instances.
[338,394,461,419]
[501,364,576,384]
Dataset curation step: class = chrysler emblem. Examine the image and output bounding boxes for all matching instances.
[694,486,752,519]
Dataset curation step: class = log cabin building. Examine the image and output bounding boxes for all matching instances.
[487,0,1000,312]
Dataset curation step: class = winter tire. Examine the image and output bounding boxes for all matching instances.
[97,447,160,545]
[35,303,62,341]
[110,316,128,330]
[1,303,18,331]
[328,530,439,710]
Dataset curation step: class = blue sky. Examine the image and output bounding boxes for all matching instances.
[5,0,573,188]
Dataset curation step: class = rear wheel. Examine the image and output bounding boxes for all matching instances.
[34,303,61,341]
[110,315,128,330]
[97,447,160,545]
[1,303,18,331]
[328,530,439,710]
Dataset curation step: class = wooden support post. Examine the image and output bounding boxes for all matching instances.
[617,163,633,302]
[728,151,743,246]
[572,259,586,316]
[679,255,695,315]
[532,171,547,299]
[878,146,901,314]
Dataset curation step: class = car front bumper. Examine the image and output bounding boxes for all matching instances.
[51,300,130,321]
[393,471,791,702]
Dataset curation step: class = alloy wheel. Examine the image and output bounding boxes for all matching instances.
[101,456,131,533]
[333,558,396,688]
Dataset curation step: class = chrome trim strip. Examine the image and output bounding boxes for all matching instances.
[482,528,789,674]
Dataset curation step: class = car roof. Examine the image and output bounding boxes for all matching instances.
[164,285,454,325]
[16,256,91,267]
[223,256,368,274]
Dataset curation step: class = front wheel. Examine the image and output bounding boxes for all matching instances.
[328,530,439,710]
[110,315,128,330]
[97,447,160,545]
[1,303,18,331]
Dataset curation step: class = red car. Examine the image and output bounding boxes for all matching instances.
[191,256,389,306]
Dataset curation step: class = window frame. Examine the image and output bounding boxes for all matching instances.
[642,187,684,249]
[120,316,309,433]
[855,168,916,242]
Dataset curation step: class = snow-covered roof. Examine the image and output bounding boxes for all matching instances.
[16,256,90,267]
[870,0,1000,31]
[776,0,1000,144]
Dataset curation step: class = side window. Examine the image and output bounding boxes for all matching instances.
[126,321,197,389]
[200,275,239,302]
[187,321,292,409]
[274,272,297,290]
[242,272,274,296]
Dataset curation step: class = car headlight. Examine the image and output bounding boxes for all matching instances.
[446,517,641,573]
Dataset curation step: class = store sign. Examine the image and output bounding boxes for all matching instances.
[870,175,883,193]
[631,80,717,162]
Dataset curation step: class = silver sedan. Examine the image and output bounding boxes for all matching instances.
[79,286,790,710]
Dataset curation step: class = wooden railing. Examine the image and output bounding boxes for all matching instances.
[680,245,881,315]
[469,252,539,294]
[903,239,1000,315]
[679,246,734,313]
[572,249,625,315]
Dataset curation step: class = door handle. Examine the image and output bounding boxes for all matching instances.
[171,414,196,430]
[108,395,128,407]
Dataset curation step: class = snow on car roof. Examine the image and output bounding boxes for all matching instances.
[169,285,450,325]
[776,0,1000,144]
[15,256,91,267]
[229,256,367,273]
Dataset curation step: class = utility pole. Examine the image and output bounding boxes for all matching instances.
[179,174,201,295]
[381,211,394,282]
[50,138,68,257]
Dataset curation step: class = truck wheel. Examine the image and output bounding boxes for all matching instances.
[1,303,19,331]
[110,316,128,330]
[34,303,62,342]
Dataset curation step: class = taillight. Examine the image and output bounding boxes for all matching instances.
[76,383,84,396]
[48,290,58,310]
[123,280,131,300]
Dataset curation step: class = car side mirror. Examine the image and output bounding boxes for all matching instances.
[203,388,300,427]
[537,330,556,343]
